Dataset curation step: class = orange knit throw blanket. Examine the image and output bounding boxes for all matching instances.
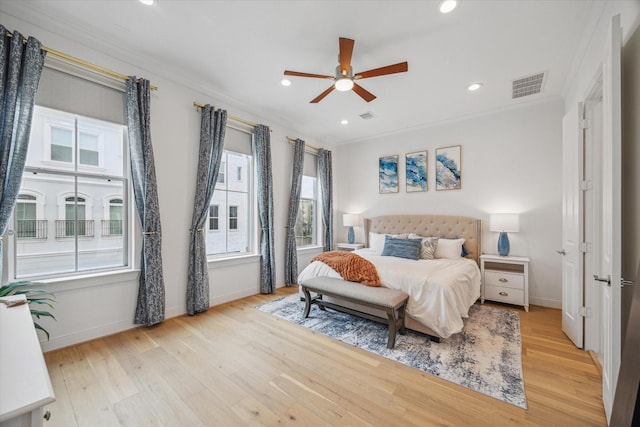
[311,251,381,287]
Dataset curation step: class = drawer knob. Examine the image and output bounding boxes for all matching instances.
[499,291,509,296]
[44,410,51,420]
[499,278,508,283]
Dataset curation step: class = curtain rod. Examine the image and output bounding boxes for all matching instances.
[193,101,268,130]
[8,31,158,91]
[286,136,320,152]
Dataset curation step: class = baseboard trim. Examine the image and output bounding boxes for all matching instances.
[529,296,561,309]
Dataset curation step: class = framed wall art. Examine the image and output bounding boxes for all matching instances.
[379,155,399,194]
[435,145,461,190]
[405,151,428,192]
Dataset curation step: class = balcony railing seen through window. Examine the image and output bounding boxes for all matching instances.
[55,220,95,238]
[16,220,48,240]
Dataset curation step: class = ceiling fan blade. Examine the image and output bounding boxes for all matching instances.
[284,70,334,79]
[352,83,376,103]
[310,85,336,103]
[339,37,355,76]
[354,62,409,79]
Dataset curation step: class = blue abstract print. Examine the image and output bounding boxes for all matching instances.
[406,151,427,192]
[379,155,399,193]
[436,146,461,190]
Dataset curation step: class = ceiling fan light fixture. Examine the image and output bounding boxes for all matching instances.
[439,0,457,14]
[139,0,156,5]
[468,82,483,91]
[280,78,291,87]
[341,119,349,125]
[335,77,354,92]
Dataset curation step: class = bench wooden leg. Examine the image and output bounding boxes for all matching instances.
[386,307,398,349]
[302,287,312,318]
[398,301,407,335]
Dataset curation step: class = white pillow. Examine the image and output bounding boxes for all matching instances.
[368,232,387,253]
[435,238,465,259]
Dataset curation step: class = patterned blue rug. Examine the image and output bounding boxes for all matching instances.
[257,294,526,409]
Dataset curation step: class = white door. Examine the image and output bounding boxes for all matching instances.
[561,103,584,348]
[598,14,622,422]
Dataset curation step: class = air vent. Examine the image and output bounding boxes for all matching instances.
[512,72,546,99]
[359,111,376,120]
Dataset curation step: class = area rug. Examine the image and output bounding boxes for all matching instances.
[256,294,527,409]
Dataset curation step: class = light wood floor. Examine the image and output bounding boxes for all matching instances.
[42,287,606,426]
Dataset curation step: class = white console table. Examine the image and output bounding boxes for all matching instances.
[0,295,55,427]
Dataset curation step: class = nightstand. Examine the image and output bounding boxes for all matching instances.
[480,254,530,311]
[336,243,364,252]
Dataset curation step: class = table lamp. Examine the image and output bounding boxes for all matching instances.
[489,214,519,256]
[343,214,359,244]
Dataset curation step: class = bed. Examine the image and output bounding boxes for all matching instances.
[297,214,482,339]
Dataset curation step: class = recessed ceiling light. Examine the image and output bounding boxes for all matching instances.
[341,119,349,125]
[139,0,155,5]
[280,78,291,87]
[468,82,483,91]
[439,0,457,14]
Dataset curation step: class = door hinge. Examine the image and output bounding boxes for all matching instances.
[579,119,589,129]
[578,306,592,317]
[579,242,590,253]
[579,180,592,191]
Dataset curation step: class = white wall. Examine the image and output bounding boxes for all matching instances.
[336,98,565,308]
[0,13,332,351]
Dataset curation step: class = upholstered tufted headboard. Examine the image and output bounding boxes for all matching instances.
[364,215,482,265]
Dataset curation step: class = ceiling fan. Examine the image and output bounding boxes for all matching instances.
[284,37,408,103]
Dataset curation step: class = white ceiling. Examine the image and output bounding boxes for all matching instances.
[1,0,601,145]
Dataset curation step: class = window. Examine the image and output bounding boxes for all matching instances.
[50,127,73,162]
[12,106,128,279]
[48,125,102,168]
[229,205,238,230]
[60,196,90,237]
[103,198,123,236]
[16,195,38,239]
[209,205,219,231]
[206,148,252,256]
[217,161,226,183]
[295,175,317,246]
[79,132,100,166]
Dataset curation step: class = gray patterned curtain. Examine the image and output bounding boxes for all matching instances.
[318,149,333,251]
[254,125,276,293]
[284,139,305,286]
[0,27,46,281]
[125,77,165,326]
[187,105,226,315]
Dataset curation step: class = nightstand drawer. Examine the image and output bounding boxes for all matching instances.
[485,285,524,306]
[484,271,524,290]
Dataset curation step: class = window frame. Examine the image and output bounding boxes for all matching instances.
[209,204,219,231]
[205,144,256,260]
[7,106,132,281]
[295,175,320,248]
[43,117,106,171]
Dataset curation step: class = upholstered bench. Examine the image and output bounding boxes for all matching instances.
[300,277,409,349]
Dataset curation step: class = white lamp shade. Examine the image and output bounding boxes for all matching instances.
[343,214,359,227]
[489,214,519,233]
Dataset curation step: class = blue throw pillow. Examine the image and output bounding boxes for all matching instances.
[381,236,422,260]
[462,243,470,257]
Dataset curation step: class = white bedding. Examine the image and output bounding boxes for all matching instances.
[297,249,481,338]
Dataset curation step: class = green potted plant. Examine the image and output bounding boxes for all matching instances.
[0,281,55,340]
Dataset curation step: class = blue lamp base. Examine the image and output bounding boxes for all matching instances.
[497,232,510,256]
[347,227,355,244]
